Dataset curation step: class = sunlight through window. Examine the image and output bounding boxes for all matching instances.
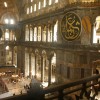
[44,0,46,7]
[34,4,36,11]
[10,19,14,24]
[38,2,41,9]
[55,0,58,3]
[5,19,9,24]
[49,0,52,5]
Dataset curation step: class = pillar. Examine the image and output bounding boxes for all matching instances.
[41,56,43,82]
[90,23,94,44]
[41,25,43,42]
[52,24,54,42]
[35,55,37,77]
[36,26,39,41]
[48,52,54,86]
[29,53,31,78]
[48,56,52,86]
[12,47,14,65]
[46,25,48,42]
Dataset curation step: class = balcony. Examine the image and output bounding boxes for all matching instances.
[1,74,100,100]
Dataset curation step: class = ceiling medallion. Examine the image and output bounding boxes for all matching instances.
[61,12,81,41]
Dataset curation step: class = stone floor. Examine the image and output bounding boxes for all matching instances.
[0,77,31,99]
[0,86,4,94]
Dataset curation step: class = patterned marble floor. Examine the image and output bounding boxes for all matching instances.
[0,77,31,99]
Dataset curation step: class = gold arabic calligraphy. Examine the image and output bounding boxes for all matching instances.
[61,13,81,41]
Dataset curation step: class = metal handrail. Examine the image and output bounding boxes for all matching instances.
[2,74,100,100]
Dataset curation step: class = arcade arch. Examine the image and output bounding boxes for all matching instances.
[24,48,57,86]
[24,20,58,42]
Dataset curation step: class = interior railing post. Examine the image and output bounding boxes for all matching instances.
[40,91,45,100]
[80,83,87,99]
[58,89,63,100]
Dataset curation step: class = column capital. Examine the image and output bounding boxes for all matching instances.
[47,52,54,61]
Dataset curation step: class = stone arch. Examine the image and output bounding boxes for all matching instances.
[14,46,17,53]
[35,49,39,55]
[82,16,91,34]
[25,47,29,52]
[42,50,47,56]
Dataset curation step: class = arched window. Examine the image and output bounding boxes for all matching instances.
[30,6,33,13]
[42,26,46,42]
[48,25,52,42]
[10,19,14,24]
[55,0,58,3]
[54,21,58,42]
[38,2,41,9]
[49,0,52,5]
[34,27,37,41]
[9,30,15,41]
[38,26,41,41]
[44,0,46,7]
[34,4,36,11]
[25,25,29,41]
[30,26,33,41]
[31,0,33,2]
[5,29,9,40]
[27,7,29,14]
[5,19,9,24]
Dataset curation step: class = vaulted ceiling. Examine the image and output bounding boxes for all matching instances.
[0,0,22,23]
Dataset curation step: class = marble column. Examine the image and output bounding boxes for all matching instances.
[48,58,52,85]
[46,26,48,42]
[12,47,14,65]
[29,53,31,78]
[35,55,37,77]
[48,54,53,86]
[90,23,95,44]
[41,56,43,82]
[52,24,54,42]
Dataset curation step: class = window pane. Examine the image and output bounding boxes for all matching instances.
[55,0,58,3]
[5,19,9,24]
[30,6,33,13]
[38,2,41,9]
[10,19,14,24]
[34,4,36,11]
[49,0,52,5]
[27,7,29,14]
[44,0,46,7]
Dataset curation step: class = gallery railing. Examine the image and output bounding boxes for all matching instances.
[68,1,100,7]
[2,74,100,100]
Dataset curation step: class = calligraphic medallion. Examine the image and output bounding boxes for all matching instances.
[61,12,81,41]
